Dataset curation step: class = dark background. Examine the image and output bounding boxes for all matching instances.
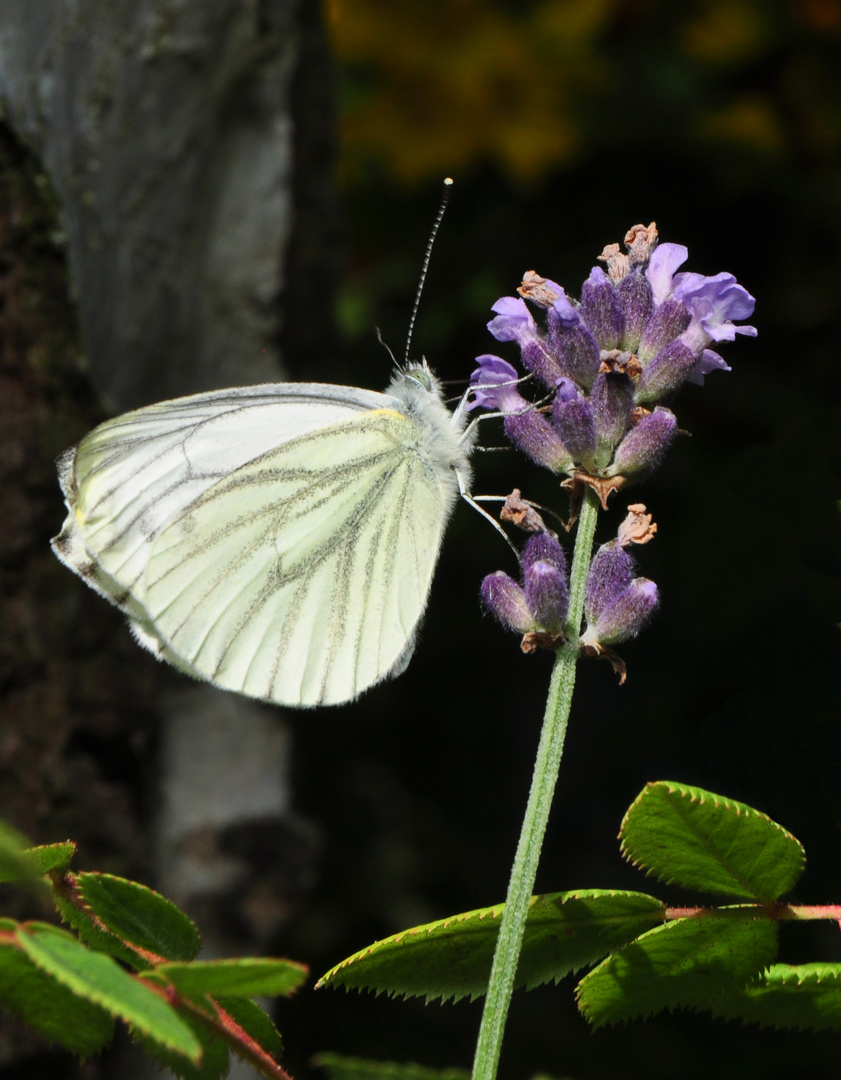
[283,2,841,1079]
[3,1,841,1078]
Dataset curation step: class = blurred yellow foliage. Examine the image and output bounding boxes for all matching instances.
[326,0,841,184]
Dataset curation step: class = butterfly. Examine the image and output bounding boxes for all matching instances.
[52,363,475,707]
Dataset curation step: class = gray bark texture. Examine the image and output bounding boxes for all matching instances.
[0,0,308,409]
[0,2,338,1074]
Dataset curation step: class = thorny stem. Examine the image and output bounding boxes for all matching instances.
[471,487,600,1080]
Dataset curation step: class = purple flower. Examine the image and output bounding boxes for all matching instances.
[481,530,570,636]
[468,355,525,413]
[646,243,688,304]
[547,297,600,390]
[487,296,538,346]
[582,542,658,647]
[673,271,757,354]
[552,378,596,467]
[469,355,572,472]
[487,296,565,387]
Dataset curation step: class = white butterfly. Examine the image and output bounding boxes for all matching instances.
[52,364,475,707]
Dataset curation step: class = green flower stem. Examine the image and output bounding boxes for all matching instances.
[471,487,600,1080]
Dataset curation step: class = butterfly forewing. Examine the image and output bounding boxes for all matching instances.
[141,409,453,706]
[56,384,391,604]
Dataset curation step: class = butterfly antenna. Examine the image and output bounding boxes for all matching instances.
[404,177,453,366]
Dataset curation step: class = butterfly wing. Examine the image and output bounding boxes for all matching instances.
[140,408,456,706]
[52,383,391,611]
[53,386,460,707]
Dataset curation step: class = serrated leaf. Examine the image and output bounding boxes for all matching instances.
[77,872,201,961]
[0,839,75,884]
[620,781,805,901]
[711,962,841,1030]
[156,957,307,999]
[317,890,665,1002]
[215,996,284,1060]
[17,923,201,1060]
[136,1010,230,1080]
[312,1053,470,1080]
[53,892,153,971]
[0,931,115,1055]
[577,911,779,1027]
[25,842,77,877]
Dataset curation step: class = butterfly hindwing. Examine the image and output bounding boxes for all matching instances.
[140,409,452,706]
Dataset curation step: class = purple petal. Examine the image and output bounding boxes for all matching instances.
[468,355,524,412]
[487,296,538,345]
[552,290,583,329]
[646,243,688,304]
[687,349,731,385]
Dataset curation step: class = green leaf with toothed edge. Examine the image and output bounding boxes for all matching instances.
[153,956,307,999]
[0,925,115,1055]
[619,781,805,902]
[710,963,841,1030]
[214,996,284,1060]
[576,910,779,1027]
[16,923,201,1060]
[317,890,665,1002]
[77,872,201,961]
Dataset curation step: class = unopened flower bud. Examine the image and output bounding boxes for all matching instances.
[481,572,534,634]
[608,407,677,479]
[584,579,659,646]
[583,542,659,647]
[552,379,596,466]
[547,295,600,390]
[524,560,569,632]
[504,412,573,473]
[521,530,568,577]
[617,271,653,353]
[581,267,623,350]
[634,341,697,404]
[584,543,634,628]
[637,298,691,365]
[592,371,634,467]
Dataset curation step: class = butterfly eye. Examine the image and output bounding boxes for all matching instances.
[405,366,433,392]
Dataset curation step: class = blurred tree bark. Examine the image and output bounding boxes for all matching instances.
[0,2,338,1075]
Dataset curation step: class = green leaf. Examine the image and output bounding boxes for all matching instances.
[77,872,201,961]
[17,923,201,1061]
[0,820,33,882]
[136,1011,230,1080]
[24,842,77,877]
[0,837,76,884]
[317,890,665,1002]
[711,963,841,1030]
[156,957,308,999]
[620,781,805,901]
[577,911,779,1026]
[313,1053,471,1080]
[0,929,115,1055]
[215,996,284,1061]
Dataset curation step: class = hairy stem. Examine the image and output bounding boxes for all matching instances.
[471,487,600,1080]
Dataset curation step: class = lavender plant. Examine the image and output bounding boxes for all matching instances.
[320,223,761,1080]
[463,223,755,1080]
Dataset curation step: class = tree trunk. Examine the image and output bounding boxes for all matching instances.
[0,2,338,1074]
